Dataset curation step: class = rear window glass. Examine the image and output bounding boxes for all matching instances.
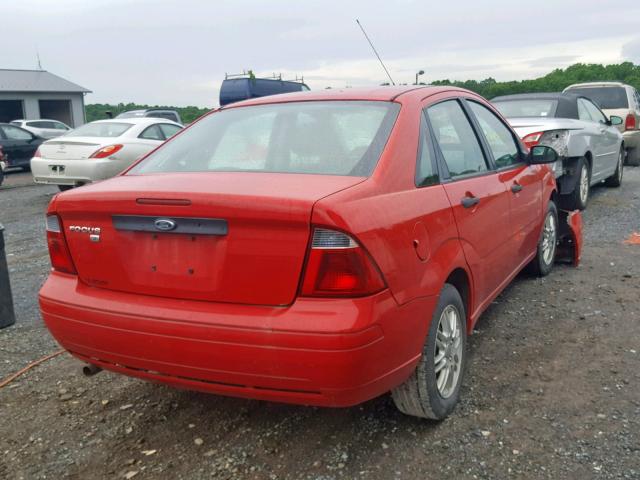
[65,122,132,138]
[129,101,400,177]
[566,87,628,109]
[493,99,558,118]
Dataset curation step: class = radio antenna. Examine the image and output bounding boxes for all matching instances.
[355,19,395,86]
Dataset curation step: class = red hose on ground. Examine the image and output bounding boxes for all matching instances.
[0,349,65,389]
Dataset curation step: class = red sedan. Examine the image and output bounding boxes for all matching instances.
[40,86,560,419]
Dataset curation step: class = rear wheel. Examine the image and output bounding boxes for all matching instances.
[391,283,467,420]
[58,185,74,192]
[605,148,624,187]
[527,200,558,276]
[626,147,640,167]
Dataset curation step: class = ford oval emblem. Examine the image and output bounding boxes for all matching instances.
[154,218,177,231]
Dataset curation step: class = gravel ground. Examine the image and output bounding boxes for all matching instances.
[0,168,639,480]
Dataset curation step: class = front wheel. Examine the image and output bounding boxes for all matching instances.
[391,284,467,420]
[527,201,558,276]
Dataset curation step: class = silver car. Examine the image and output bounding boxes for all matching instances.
[30,118,182,191]
[492,92,624,210]
[10,119,72,139]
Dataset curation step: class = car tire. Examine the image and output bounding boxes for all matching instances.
[58,185,74,192]
[526,200,558,277]
[391,283,467,420]
[0,168,4,187]
[626,147,640,167]
[563,158,589,210]
[604,148,624,188]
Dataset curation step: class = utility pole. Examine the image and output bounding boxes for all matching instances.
[415,70,425,85]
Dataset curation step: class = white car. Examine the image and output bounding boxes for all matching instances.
[10,119,72,139]
[30,118,182,191]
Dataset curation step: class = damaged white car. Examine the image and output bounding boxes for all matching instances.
[492,92,624,210]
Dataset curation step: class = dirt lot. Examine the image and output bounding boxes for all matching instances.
[1,168,639,480]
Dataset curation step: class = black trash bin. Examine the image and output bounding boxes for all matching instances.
[0,223,16,329]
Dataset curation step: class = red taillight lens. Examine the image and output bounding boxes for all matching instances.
[301,228,386,297]
[33,147,41,158]
[522,131,544,149]
[90,144,123,159]
[46,215,77,274]
[625,114,636,131]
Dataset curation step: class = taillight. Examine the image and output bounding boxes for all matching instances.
[300,228,386,298]
[33,147,41,158]
[90,144,123,159]
[46,214,77,274]
[522,131,544,149]
[625,114,636,131]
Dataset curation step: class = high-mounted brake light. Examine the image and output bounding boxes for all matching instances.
[300,228,386,298]
[522,131,544,149]
[625,114,636,131]
[46,214,77,274]
[90,144,123,159]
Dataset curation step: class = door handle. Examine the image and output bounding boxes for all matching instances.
[461,196,480,208]
[511,183,523,193]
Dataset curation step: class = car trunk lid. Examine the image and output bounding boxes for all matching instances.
[39,138,103,160]
[53,172,365,306]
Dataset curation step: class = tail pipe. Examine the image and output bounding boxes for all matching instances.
[82,363,103,377]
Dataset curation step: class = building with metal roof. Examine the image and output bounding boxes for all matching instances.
[0,69,91,127]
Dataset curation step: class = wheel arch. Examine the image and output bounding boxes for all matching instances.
[444,267,473,332]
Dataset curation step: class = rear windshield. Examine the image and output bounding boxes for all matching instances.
[116,111,145,118]
[493,99,558,118]
[566,87,628,109]
[129,101,400,177]
[65,122,132,138]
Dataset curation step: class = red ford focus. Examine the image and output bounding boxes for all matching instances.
[40,86,562,419]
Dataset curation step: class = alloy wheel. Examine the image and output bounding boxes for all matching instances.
[434,305,463,398]
[541,211,557,265]
[579,165,589,205]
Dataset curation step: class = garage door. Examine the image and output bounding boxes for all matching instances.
[0,100,24,123]
[39,100,73,126]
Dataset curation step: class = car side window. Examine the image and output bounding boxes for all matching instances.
[53,122,69,130]
[416,113,438,187]
[468,101,521,168]
[577,99,593,121]
[584,100,607,123]
[426,100,488,178]
[139,125,164,141]
[159,124,181,139]
[2,125,33,140]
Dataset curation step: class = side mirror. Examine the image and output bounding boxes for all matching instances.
[609,115,623,126]
[528,145,558,164]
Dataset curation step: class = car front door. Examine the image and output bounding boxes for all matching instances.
[425,97,512,305]
[583,99,620,181]
[465,100,544,261]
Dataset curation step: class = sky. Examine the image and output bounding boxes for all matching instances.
[4,0,640,108]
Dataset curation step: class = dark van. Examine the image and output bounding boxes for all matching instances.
[219,76,309,106]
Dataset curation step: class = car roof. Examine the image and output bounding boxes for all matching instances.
[220,85,474,109]
[564,82,627,89]
[89,117,181,126]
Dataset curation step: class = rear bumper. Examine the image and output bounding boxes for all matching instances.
[30,157,125,186]
[40,273,435,407]
[623,130,640,150]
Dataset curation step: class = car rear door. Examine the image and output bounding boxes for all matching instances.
[425,97,512,304]
[465,99,543,260]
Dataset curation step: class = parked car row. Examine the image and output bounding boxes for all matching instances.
[39,86,582,421]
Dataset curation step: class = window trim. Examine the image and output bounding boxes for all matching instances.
[414,112,440,188]
[463,98,528,172]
